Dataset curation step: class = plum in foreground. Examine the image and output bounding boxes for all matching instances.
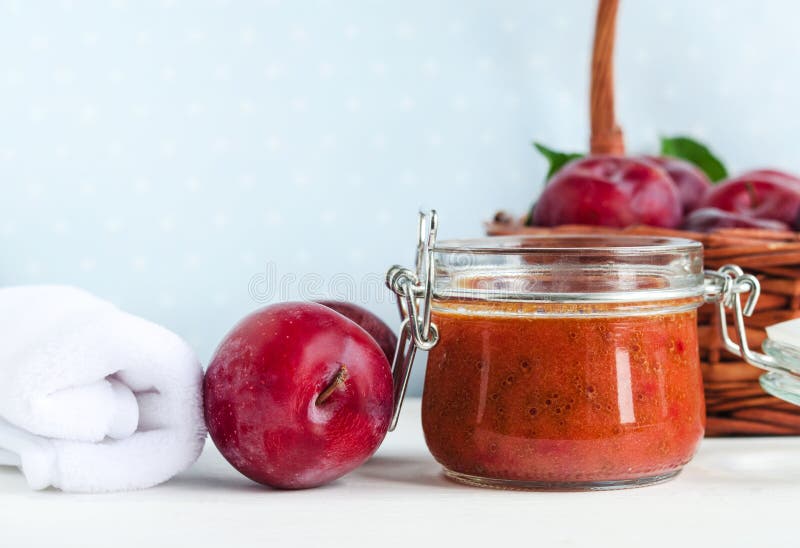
[203,302,393,489]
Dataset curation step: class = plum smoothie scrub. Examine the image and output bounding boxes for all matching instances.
[422,299,705,488]
[414,233,709,490]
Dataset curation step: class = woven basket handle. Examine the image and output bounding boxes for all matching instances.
[590,0,624,155]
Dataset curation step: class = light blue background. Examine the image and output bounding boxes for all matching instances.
[2,0,799,395]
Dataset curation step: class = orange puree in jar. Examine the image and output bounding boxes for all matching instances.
[422,298,705,488]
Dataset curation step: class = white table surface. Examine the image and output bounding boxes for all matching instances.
[2,398,800,548]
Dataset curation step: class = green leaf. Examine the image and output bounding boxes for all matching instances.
[660,136,728,182]
[533,142,584,181]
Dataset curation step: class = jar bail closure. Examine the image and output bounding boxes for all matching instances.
[385,210,439,430]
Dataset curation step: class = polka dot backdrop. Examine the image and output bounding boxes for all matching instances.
[1,0,799,395]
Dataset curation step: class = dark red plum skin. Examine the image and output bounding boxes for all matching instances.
[699,170,800,229]
[203,302,393,489]
[533,155,682,228]
[645,156,712,213]
[683,207,789,232]
[317,301,397,366]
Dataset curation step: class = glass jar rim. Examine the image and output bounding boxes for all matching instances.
[433,234,702,255]
[431,234,705,306]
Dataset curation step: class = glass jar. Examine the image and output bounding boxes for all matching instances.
[420,234,706,490]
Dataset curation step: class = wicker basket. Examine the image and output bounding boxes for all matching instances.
[488,0,800,436]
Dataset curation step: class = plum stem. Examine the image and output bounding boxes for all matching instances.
[316,364,348,406]
[745,181,760,208]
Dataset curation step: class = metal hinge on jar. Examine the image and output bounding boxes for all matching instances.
[704,265,800,405]
[385,210,440,431]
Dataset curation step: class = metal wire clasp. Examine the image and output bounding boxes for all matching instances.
[385,210,440,431]
[704,265,787,374]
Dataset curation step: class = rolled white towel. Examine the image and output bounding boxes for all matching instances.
[0,285,206,492]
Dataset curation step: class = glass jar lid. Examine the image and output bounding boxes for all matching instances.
[432,234,704,303]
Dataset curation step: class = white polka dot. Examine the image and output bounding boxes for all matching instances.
[131,255,149,272]
[265,210,283,226]
[426,132,443,147]
[80,104,100,124]
[344,24,359,40]
[184,28,206,44]
[348,248,364,264]
[264,63,281,80]
[347,173,363,188]
[104,218,124,233]
[528,53,546,70]
[26,261,42,276]
[320,134,337,149]
[108,68,125,83]
[422,59,439,77]
[82,31,99,47]
[0,147,17,162]
[135,31,151,47]
[6,68,24,85]
[240,26,256,45]
[321,210,337,224]
[185,101,205,117]
[79,258,97,273]
[134,177,151,193]
[635,48,650,64]
[448,20,464,34]
[30,105,47,122]
[212,212,229,229]
[399,96,415,111]
[53,67,75,85]
[132,104,150,118]
[265,135,282,151]
[31,34,49,51]
[107,141,124,158]
[451,96,467,111]
[1,220,17,237]
[183,254,200,270]
[345,97,361,112]
[239,100,256,115]
[184,177,200,192]
[215,64,232,81]
[291,97,308,112]
[395,22,415,39]
[290,26,308,43]
[294,249,311,264]
[504,93,520,109]
[55,144,70,159]
[371,133,386,149]
[52,220,68,234]
[240,251,256,266]
[292,172,310,188]
[159,216,175,232]
[213,137,230,152]
[161,66,176,82]
[371,62,387,76]
[158,292,177,310]
[319,62,335,78]
[400,171,417,186]
[79,181,96,195]
[159,139,177,157]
